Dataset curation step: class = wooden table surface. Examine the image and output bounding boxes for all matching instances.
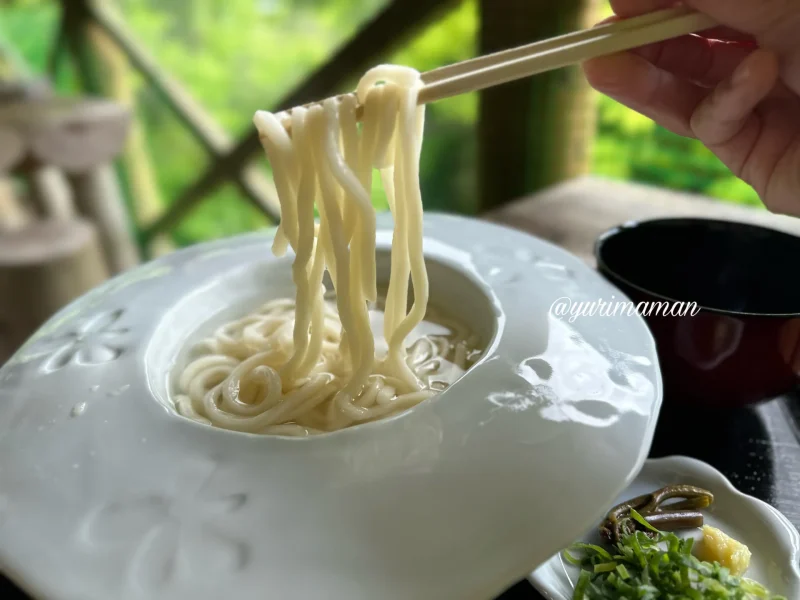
[484,175,800,266]
[3,176,799,599]
[488,176,800,599]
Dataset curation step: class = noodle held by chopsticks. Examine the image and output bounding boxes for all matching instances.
[173,66,481,436]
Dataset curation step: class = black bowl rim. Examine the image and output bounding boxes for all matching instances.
[594,216,800,319]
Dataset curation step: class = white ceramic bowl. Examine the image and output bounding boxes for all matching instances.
[0,213,662,600]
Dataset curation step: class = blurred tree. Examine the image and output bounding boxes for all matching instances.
[0,0,763,248]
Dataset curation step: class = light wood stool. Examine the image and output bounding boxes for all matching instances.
[0,218,109,363]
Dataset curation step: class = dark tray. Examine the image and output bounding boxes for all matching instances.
[3,394,799,599]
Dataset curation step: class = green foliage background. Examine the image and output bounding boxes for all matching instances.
[0,0,762,247]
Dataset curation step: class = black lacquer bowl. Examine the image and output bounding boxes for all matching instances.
[596,218,800,407]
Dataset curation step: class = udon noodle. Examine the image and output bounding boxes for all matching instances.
[174,65,481,436]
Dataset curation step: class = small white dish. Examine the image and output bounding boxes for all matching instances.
[0,213,662,600]
[529,455,800,599]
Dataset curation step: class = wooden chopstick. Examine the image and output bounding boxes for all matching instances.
[420,7,692,86]
[269,6,715,134]
[418,6,716,105]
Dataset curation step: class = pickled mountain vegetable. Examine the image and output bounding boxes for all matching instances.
[600,485,713,543]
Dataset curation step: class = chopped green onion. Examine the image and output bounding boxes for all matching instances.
[593,562,617,573]
[563,549,582,567]
[564,525,787,600]
[571,542,614,561]
[574,570,590,599]
[630,508,660,534]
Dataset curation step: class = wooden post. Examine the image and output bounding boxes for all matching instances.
[61,0,139,246]
[0,218,108,363]
[67,164,139,273]
[87,22,174,258]
[477,0,599,211]
[61,0,104,95]
[48,8,68,78]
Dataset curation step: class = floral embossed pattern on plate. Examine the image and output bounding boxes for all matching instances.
[81,462,248,591]
[22,309,129,373]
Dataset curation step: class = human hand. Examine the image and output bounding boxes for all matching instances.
[582,0,800,216]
